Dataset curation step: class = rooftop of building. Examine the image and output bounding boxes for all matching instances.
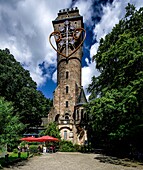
[76,86,87,106]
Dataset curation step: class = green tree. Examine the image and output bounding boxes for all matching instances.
[0,97,24,146]
[0,49,52,127]
[87,4,143,154]
[41,122,61,139]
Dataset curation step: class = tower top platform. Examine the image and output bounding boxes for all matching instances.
[58,7,79,14]
[53,7,82,23]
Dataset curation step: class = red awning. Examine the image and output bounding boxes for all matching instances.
[20,136,60,142]
[36,136,60,142]
[20,136,39,142]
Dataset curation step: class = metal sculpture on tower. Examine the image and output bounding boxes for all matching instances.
[49,20,86,58]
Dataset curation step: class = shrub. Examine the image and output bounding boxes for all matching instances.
[28,142,39,145]
[29,145,38,153]
[20,141,27,147]
[13,148,18,153]
[59,140,76,152]
[74,144,81,152]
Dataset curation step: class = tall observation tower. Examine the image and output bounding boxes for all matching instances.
[48,7,88,145]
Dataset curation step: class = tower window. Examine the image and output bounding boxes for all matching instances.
[64,130,67,140]
[55,114,60,123]
[76,110,79,120]
[66,71,69,79]
[66,86,68,93]
[65,113,69,120]
[66,101,68,108]
[81,109,84,119]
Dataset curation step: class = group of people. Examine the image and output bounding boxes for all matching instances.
[17,144,56,154]
[17,145,29,152]
[41,145,56,153]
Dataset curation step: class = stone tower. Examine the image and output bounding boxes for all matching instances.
[48,7,88,145]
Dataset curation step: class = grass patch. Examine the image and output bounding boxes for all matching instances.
[0,152,28,168]
[9,152,28,160]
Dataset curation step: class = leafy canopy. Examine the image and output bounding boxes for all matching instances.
[0,48,52,127]
[86,4,143,152]
[40,122,61,139]
[0,97,24,146]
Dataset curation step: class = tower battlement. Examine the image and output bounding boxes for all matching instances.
[59,7,79,14]
[55,7,81,21]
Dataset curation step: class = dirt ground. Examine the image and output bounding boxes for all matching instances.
[4,152,143,170]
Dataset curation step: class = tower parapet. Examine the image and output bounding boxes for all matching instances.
[55,7,80,21]
[59,7,78,13]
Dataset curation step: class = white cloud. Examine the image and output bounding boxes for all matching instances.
[1,0,143,98]
[82,61,100,99]
[52,70,57,83]
[82,0,143,99]
[91,0,143,56]
[73,0,94,25]
[0,0,72,86]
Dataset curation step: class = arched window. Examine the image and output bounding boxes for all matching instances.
[55,114,60,122]
[64,130,67,140]
[65,113,69,120]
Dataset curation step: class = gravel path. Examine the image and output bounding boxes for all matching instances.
[4,152,143,170]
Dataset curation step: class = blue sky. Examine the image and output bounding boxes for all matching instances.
[0,0,143,99]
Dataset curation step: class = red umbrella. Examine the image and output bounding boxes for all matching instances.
[37,136,60,142]
[20,136,39,142]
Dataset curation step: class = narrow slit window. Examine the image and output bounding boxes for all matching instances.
[66,71,69,79]
[66,86,68,93]
[66,101,68,108]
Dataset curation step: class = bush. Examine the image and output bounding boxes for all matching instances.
[13,148,18,153]
[74,144,82,152]
[20,141,27,147]
[28,142,39,145]
[29,145,38,153]
[59,140,76,152]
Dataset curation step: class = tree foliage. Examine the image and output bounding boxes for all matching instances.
[40,122,61,139]
[0,49,52,127]
[87,4,143,154]
[0,97,24,146]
